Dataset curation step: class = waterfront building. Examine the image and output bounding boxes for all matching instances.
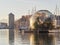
[0,22,7,29]
[55,15,60,27]
[15,15,32,30]
[9,13,14,29]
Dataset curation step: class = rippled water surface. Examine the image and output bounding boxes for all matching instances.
[0,29,60,45]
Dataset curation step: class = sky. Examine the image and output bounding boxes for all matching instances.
[0,0,60,23]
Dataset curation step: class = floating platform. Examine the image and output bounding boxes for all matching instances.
[49,30,60,33]
[19,29,60,33]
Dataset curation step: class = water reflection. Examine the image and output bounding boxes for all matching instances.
[0,29,60,45]
[9,29,14,45]
[15,30,30,45]
[30,33,56,45]
[0,29,9,45]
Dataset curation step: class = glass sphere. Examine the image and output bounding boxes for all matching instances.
[30,10,55,29]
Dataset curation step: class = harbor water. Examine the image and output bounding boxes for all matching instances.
[0,29,60,45]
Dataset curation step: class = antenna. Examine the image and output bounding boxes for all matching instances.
[54,4,58,15]
[28,10,30,15]
[31,6,37,15]
[56,4,58,15]
[34,6,37,13]
[54,0,60,15]
[58,8,59,15]
[34,6,36,12]
[31,7,34,14]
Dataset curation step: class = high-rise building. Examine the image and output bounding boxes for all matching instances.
[9,13,14,29]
